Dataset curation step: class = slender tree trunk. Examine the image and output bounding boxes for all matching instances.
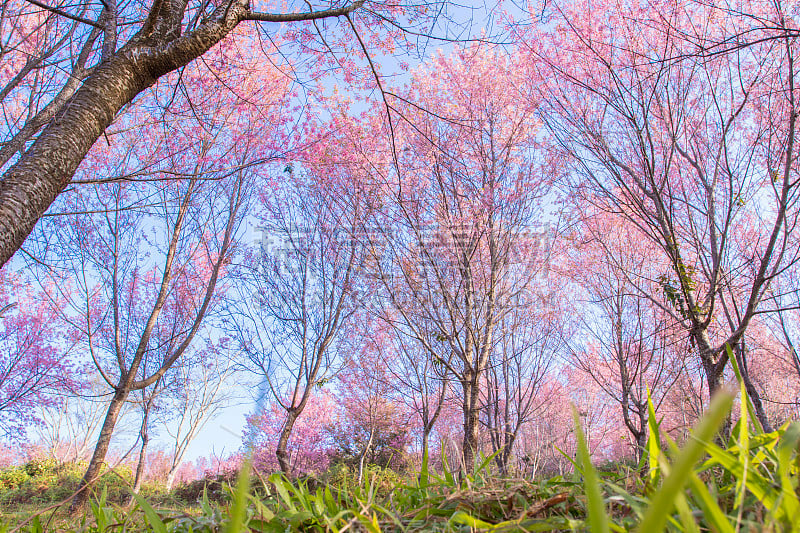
[694,328,725,398]
[461,374,481,474]
[421,426,430,468]
[131,427,149,498]
[70,387,129,511]
[621,393,647,466]
[358,427,376,485]
[276,410,298,475]
[130,401,152,501]
[165,449,189,490]
[500,431,516,475]
[744,377,772,432]
[165,468,178,491]
[419,386,445,474]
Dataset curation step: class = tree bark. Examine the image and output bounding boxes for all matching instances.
[0,49,153,266]
[276,410,298,475]
[69,387,128,512]
[421,427,430,469]
[165,468,178,491]
[499,431,516,475]
[0,0,367,267]
[736,345,773,432]
[358,426,376,485]
[460,374,481,474]
[131,423,150,498]
[165,447,188,490]
[694,328,726,398]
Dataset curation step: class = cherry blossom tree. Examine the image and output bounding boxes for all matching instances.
[513,377,573,478]
[481,288,565,474]
[0,269,75,437]
[375,317,451,463]
[0,0,492,267]
[247,390,337,475]
[36,374,112,464]
[159,342,236,490]
[128,376,165,499]
[316,45,554,472]
[328,327,413,481]
[28,137,253,509]
[226,169,367,475]
[531,0,800,406]
[565,212,686,461]
[16,27,301,505]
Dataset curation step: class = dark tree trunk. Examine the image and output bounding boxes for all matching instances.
[276,410,298,475]
[461,374,481,474]
[694,328,727,399]
[421,427,430,467]
[70,387,129,511]
[736,345,773,432]
[499,431,516,475]
[131,426,150,497]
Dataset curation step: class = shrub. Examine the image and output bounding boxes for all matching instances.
[23,457,58,477]
[0,465,28,491]
[0,459,136,507]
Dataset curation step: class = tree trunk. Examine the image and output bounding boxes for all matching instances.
[635,431,647,462]
[421,427,430,470]
[358,427,376,485]
[276,410,298,475]
[0,49,156,267]
[694,328,726,398]
[736,346,773,432]
[130,402,152,502]
[633,404,648,467]
[693,329,735,440]
[70,387,129,511]
[130,428,149,499]
[500,431,516,475]
[621,395,647,466]
[165,467,178,491]
[743,375,773,432]
[165,448,189,490]
[0,7,247,267]
[461,376,481,474]
[704,363,724,400]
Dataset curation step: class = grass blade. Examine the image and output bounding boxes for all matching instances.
[637,388,734,533]
[646,388,662,486]
[573,405,610,533]
[225,458,253,533]
[130,492,168,533]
